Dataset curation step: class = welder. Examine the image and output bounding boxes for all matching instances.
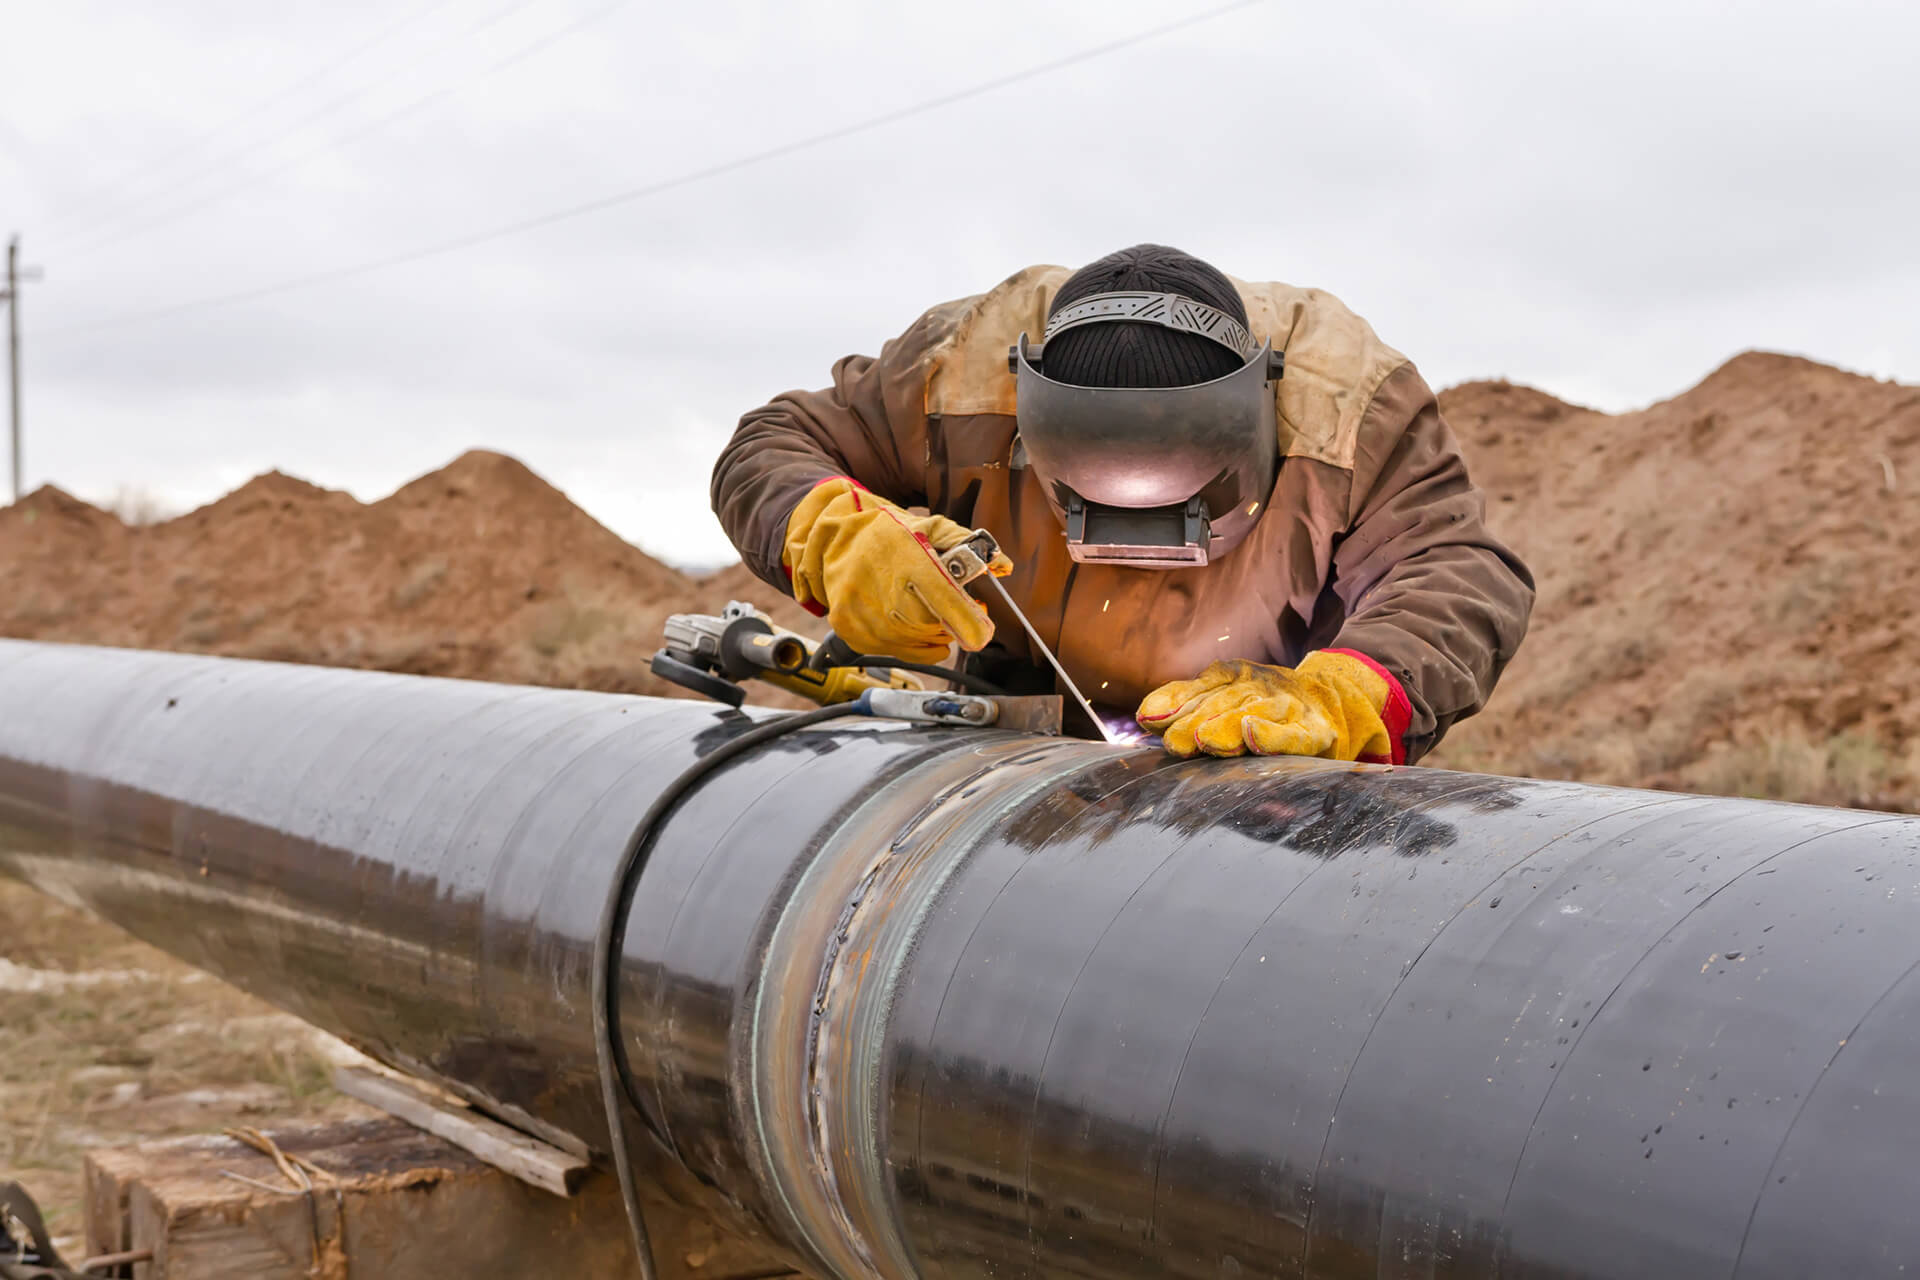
[710,244,1532,763]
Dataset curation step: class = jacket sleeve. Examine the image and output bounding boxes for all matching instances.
[709,305,950,590]
[1327,363,1534,762]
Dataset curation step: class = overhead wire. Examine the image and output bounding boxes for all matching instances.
[62,0,636,261]
[43,0,1263,342]
[51,0,545,252]
[54,0,462,235]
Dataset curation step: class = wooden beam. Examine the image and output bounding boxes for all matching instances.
[329,1067,587,1198]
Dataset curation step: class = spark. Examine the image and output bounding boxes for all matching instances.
[1246,501,1260,516]
[1216,633,1231,642]
[1102,599,1111,613]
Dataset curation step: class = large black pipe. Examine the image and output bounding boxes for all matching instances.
[3,639,1920,1278]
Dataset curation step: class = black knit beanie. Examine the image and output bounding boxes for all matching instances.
[1043,244,1248,389]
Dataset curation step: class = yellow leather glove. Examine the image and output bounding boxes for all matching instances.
[1136,650,1409,763]
[782,477,1013,664]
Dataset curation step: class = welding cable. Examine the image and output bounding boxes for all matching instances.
[591,701,866,1280]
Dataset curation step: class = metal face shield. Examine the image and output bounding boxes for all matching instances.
[1008,291,1283,568]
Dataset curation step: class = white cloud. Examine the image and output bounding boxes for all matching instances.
[3,0,1916,562]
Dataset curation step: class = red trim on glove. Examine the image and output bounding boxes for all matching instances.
[779,562,826,616]
[1322,647,1413,766]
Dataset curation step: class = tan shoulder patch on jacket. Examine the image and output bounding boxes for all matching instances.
[923,265,1071,418]
[923,265,1406,471]
[1230,277,1408,470]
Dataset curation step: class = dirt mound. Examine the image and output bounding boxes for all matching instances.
[1429,351,1920,809]
[0,450,819,699]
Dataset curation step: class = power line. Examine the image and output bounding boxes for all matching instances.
[55,0,460,234]
[53,0,542,252]
[45,0,1262,341]
[64,0,635,262]
[59,0,539,249]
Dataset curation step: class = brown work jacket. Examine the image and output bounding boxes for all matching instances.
[711,266,1533,762]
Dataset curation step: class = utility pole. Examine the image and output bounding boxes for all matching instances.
[3,236,44,503]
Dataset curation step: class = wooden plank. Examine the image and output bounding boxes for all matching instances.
[330,1066,587,1198]
[81,1117,805,1280]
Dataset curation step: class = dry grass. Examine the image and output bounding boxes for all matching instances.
[389,557,449,611]
[527,593,611,658]
[0,877,367,1247]
[1677,727,1920,812]
[1438,722,1918,814]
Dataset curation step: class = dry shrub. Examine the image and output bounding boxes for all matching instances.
[101,486,176,526]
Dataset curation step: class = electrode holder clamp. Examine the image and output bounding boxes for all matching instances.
[938,532,1003,587]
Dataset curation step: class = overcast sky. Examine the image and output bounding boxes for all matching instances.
[2,0,1915,565]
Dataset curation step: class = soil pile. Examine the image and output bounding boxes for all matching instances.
[1428,352,1920,809]
[0,449,818,699]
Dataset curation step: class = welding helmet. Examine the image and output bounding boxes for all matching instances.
[1009,291,1284,568]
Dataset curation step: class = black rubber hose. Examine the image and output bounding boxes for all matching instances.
[591,703,865,1280]
[842,655,1006,695]
[808,632,1008,697]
